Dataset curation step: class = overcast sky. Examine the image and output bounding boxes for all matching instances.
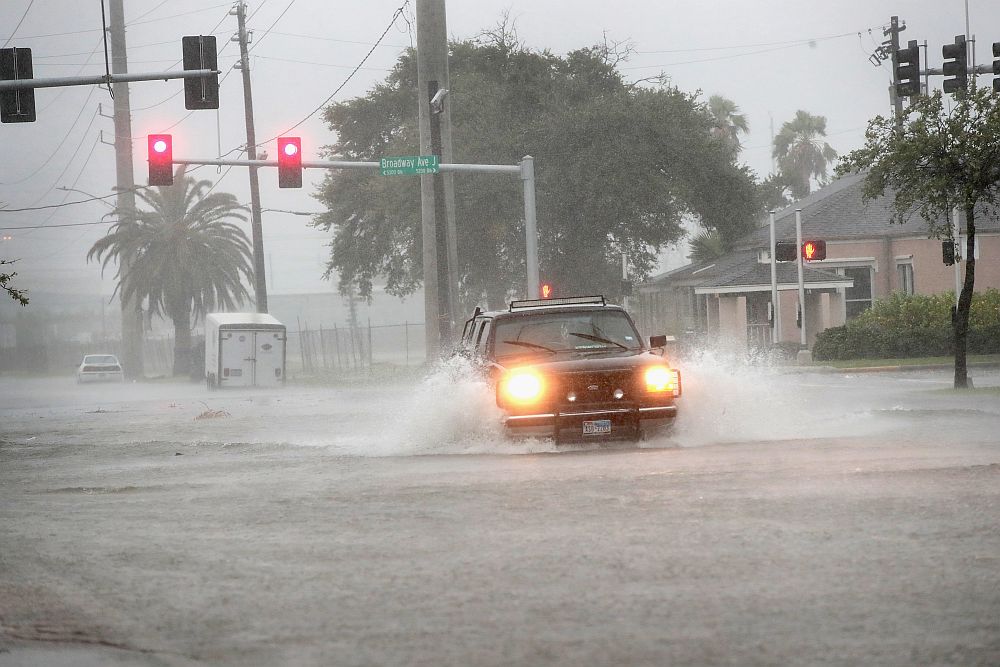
[2,0,998,298]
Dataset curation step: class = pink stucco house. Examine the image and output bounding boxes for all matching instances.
[635,172,1000,351]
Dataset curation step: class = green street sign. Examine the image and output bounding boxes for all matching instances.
[380,155,439,176]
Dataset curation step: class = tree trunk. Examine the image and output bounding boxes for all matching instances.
[172,307,192,377]
[953,206,977,389]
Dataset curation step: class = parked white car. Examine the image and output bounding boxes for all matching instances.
[76,354,124,383]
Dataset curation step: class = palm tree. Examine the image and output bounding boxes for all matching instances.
[707,94,749,155]
[772,110,838,199]
[687,228,729,264]
[89,167,254,376]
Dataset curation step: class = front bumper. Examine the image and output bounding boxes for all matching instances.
[77,371,124,383]
[504,404,677,440]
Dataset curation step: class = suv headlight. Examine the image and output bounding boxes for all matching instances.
[501,369,544,403]
[644,365,680,396]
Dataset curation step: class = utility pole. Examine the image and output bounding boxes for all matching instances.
[234,1,268,313]
[416,0,458,360]
[108,0,144,380]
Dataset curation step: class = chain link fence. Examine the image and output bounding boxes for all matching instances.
[286,321,427,374]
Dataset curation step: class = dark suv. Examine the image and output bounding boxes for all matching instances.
[459,295,681,442]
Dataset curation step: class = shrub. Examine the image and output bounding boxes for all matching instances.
[813,289,1000,360]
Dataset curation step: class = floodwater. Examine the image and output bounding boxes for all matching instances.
[1,359,998,666]
[3,355,997,456]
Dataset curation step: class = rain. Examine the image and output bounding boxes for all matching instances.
[2,1,1000,665]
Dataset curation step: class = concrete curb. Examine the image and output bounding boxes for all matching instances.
[800,362,1000,374]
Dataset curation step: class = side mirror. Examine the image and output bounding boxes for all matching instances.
[649,335,667,348]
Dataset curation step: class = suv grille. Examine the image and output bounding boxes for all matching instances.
[552,370,636,406]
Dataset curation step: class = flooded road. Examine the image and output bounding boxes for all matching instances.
[1,362,999,665]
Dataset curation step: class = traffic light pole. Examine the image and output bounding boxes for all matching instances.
[795,209,807,348]
[169,154,540,306]
[768,211,781,345]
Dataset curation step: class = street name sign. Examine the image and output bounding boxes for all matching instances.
[380,155,439,176]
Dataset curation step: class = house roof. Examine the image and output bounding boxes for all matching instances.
[643,248,852,295]
[747,171,1000,247]
[646,172,999,292]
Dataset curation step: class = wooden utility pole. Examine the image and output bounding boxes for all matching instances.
[108,0,144,379]
[235,1,268,313]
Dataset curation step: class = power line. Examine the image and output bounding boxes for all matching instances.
[260,1,410,147]
[0,189,129,213]
[248,0,297,55]
[4,87,98,185]
[254,55,392,72]
[265,30,409,49]
[625,27,883,70]
[0,3,234,42]
[1,0,36,49]
[635,28,881,54]
[0,219,112,230]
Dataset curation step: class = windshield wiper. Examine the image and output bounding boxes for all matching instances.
[568,332,628,350]
[501,340,557,354]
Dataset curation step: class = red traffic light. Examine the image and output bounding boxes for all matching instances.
[147,134,173,186]
[802,239,826,261]
[277,136,302,188]
[540,283,553,299]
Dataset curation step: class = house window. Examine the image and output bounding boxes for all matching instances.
[896,262,914,294]
[841,265,873,319]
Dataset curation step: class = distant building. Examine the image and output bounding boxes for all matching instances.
[635,172,1000,351]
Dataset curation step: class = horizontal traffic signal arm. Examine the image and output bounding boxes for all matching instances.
[0,68,218,92]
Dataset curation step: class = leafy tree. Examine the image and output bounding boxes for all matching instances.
[1,201,28,306]
[1,258,28,306]
[837,87,1000,388]
[756,172,793,212]
[88,167,253,376]
[706,94,749,155]
[773,110,838,199]
[313,33,762,311]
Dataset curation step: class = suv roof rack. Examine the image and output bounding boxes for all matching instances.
[508,295,606,312]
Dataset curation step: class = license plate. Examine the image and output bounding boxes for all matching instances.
[582,419,612,435]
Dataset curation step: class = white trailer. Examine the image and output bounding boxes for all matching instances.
[205,313,286,389]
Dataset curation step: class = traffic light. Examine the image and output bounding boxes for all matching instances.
[0,47,36,123]
[182,36,219,110]
[277,137,302,188]
[540,283,553,299]
[993,42,1000,93]
[942,240,956,266]
[942,35,968,97]
[801,240,826,261]
[774,240,797,262]
[147,134,173,186]
[895,40,920,98]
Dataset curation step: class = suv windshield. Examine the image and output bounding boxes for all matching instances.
[494,310,642,358]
